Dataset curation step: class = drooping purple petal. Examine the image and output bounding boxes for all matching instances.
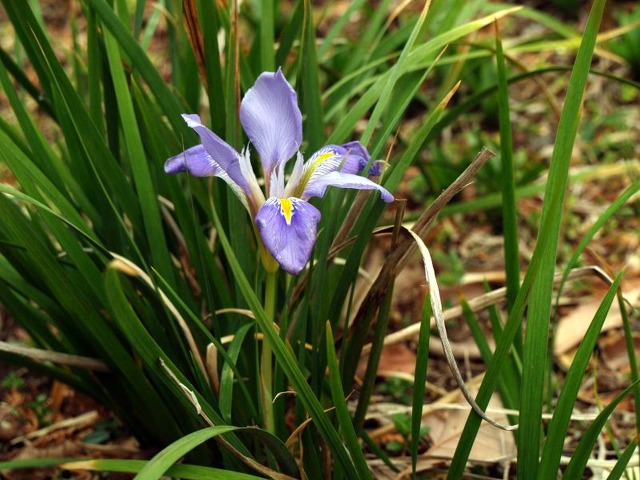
[255,197,321,275]
[341,141,370,163]
[301,171,394,203]
[367,160,385,177]
[341,140,383,176]
[181,114,250,193]
[164,144,224,176]
[164,144,251,210]
[240,69,302,174]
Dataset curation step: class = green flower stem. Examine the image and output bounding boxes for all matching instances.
[260,270,277,433]
[254,223,279,274]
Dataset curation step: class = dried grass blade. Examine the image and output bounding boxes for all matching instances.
[0,341,108,372]
[343,148,494,381]
[366,265,618,353]
[109,254,208,383]
[404,227,518,431]
[182,0,208,90]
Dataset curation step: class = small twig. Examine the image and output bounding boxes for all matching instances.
[285,405,338,450]
[339,149,495,393]
[350,148,494,338]
[0,340,109,372]
[397,148,496,272]
[10,411,100,445]
[362,265,622,353]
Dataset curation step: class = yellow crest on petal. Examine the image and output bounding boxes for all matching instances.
[279,198,294,225]
[313,151,335,167]
[295,149,340,197]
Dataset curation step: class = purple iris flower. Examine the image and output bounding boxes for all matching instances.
[165,69,393,275]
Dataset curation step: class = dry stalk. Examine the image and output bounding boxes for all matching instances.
[363,265,618,353]
[0,340,108,372]
[348,147,495,341]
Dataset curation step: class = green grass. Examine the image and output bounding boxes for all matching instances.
[0,0,638,478]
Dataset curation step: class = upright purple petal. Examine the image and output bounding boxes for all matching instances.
[302,171,394,203]
[182,114,250,192]
[255,197,321,275]
[240,69,302,174]
[165,144,224,176]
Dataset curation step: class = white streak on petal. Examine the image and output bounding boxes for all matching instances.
[283,152,305,198]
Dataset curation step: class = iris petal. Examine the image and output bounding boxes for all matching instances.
[164,144,223,176]
[181,114,250,193]
[301,171,394,203]
[341,140,384,176]
[294,145,365,197]
[341,141,370,165]
[164,145,250,211]
[240,69,302,174]
[305,145,364,176]
[255,197,321,275]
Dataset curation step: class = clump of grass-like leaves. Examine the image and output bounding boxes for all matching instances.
[0,0,637,479]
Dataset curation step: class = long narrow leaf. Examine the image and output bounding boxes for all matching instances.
[562,379,640,479]
[411,296,432,476]
[103,30,175,282]
[83,0,186,131]
[537,271,624,479]
[208,205,360,478]
[518,1,607,477]
[325,323,372,479]
[136,426,241,480]
[494,21,521,315]
[0,458,263,480]
[606,437,639,480]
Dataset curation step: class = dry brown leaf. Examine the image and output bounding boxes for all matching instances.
[373,344,418,376]
[554,286,640,357]
[577,386,635,411]
[1,441,90,480]
[599,331,640,372]
[422,388,516,465]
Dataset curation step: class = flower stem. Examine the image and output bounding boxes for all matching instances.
[260,270,277,433]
